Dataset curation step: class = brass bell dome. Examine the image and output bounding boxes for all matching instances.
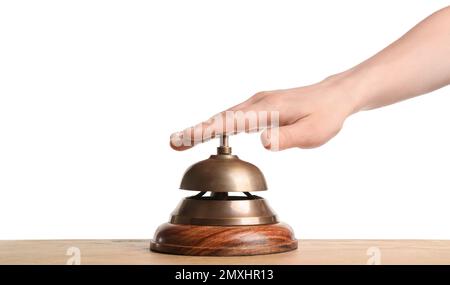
[179,136,267,192]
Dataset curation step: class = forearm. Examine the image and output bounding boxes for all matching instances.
[338,6,450,112]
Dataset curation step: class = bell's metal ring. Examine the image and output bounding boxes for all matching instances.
[170,195,279,226]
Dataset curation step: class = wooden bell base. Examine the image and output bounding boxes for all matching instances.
[150,222,298,256]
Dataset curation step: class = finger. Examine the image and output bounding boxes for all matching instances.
[170,91,274,151]
[170,106,278,151]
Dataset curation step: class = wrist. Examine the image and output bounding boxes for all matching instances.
[321,68,374,115]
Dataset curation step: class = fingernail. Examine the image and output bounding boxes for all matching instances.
[261,131,271,149]
[170,131,184,147]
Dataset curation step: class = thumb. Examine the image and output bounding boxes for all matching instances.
[261,117,335,151]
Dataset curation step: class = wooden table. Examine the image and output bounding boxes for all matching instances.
[1,240,450,265]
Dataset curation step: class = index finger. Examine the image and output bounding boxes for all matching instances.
[170,108,279,151]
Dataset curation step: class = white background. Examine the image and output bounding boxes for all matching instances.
[1,0,450,240]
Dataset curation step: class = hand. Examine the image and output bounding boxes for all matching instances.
[170,74,359,151]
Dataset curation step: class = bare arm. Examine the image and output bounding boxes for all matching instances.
[171,6,450,151]
[347,6,450,110]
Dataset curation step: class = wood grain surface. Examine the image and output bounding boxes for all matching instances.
[1,240,450,264]
[150,222,297,256]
